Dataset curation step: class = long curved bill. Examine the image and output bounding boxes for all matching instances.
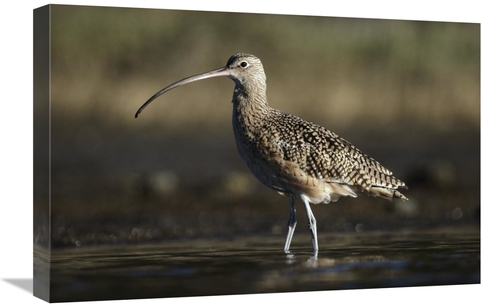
[135,66,230,118]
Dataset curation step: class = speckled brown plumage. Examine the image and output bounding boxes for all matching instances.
[136,53,408,256]
[229,54,407,205]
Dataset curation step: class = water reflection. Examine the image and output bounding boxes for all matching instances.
[42,227,479,302]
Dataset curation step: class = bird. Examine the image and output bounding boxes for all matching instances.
[135,53,408,257]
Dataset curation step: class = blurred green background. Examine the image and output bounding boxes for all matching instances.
[36,4,480,248]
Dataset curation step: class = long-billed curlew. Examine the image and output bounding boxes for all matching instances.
[135,53,408,256]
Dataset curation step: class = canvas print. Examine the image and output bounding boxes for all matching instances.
[33,4,480,303]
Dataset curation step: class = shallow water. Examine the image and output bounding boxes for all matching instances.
[37,227,479,302]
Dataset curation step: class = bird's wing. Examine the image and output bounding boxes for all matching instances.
[270,112,405,191]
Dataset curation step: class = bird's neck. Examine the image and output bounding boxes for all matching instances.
[232,82,270,133]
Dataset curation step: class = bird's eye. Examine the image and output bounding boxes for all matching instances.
[240,61,248,68]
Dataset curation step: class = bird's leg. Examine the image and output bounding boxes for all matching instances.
[283,196,297,254]
[301,196,319,257]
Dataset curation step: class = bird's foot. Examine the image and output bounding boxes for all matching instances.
[310,250,318,259]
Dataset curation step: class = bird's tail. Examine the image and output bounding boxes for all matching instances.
[368,186,408,201]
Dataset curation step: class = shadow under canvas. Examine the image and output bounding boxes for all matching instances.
[3,279,33,294]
